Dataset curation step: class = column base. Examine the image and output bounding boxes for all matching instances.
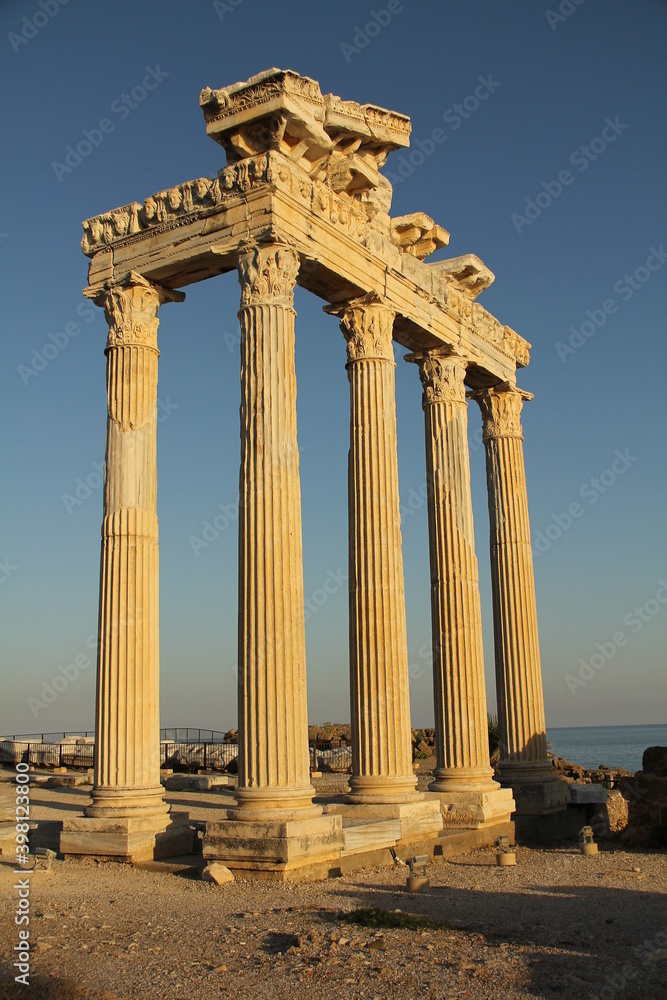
[60,810,193,863]
[231,785,321,821]
[326,798,443,843]
[345,773,420,805]
[426,786,515,830]
[84,784,170,820]
[203,811,345,881]
[428,765,498,793]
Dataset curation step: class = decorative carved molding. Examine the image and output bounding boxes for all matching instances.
[504,328,531,368]
[326,292,395,363]
[237,243,300,307]
[473,384,533,441]
[81,158,273,257]
[200,70,323,127]
[79,68,532,375]
[414,353,467,408]
[440,283,531,368]
[199,68,410,202]
[446,282,474,324]
[81,152,370,257]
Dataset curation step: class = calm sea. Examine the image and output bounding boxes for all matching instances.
[546,724,667,772]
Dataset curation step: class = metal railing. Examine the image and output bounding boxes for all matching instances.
[160,728,230,743]
[0,740,94,769]
[3,731,94,743]
[161,740,238,771]
[0,732,352,775]
[309,742,352,773]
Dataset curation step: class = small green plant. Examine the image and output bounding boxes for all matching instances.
[341,907,449,931]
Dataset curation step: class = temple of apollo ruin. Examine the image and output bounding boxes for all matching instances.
[60,68,569,878]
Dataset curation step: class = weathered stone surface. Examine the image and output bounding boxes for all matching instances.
[201,863,235,885]
[473,384,569,815]
[233,243,318,820]
[329,293,418,805]
[72,68,554,873]
[81,69,530,380]
[409,354,496,790]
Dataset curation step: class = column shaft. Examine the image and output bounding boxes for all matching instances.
[332,294,417,803]
[414,354,496,791]
[235,244,317,819]
[87,276,176,820]
[475,385,552,782]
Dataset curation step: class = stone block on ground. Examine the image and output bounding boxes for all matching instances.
[570,784,608,805]
[202,862,235,885]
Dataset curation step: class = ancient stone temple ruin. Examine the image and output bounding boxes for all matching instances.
[61,69,568,877]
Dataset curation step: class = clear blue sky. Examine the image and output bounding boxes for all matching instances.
[1,0,665,735]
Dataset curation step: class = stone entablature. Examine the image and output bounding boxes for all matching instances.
[80,69,530,381]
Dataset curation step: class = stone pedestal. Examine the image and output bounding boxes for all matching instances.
[328,293,419,805]
[60,812,193,864]
[203,243,342,874]
[203,812,344,880]
[474,384,568,815]
[325,799,443,844]
[427,787,516,830]
[61,273,192,862]
[406,352,513,828]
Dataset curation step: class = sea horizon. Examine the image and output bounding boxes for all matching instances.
[546,722,667,773]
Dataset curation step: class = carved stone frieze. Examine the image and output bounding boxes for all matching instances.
[80,69,531,375]
[81,158,272,257]
[504,328,531,368]
[437,282,530,367]
[445,282,474,324]
[237,243,300,307]
[81,150,373,258]
[200,69,324,129]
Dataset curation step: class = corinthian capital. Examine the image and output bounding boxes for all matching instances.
[407,351,467,408]
[88,272,184,353]
[325,291,395,363]
[237,243,300,307]
[472,383,533,441]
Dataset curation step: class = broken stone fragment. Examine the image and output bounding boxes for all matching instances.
[201,863,235,885]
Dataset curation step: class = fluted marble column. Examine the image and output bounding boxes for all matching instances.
[473,384,555,786]
[234,242,318,820]
[409,353,498,794]
[329,293,418,804]
[86,273,183,820]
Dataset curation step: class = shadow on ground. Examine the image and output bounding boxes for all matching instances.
[327,876,667,999]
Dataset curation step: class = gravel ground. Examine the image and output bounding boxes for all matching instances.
[1,780,666,999]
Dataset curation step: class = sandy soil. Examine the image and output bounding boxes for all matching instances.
[1,781,666,1000]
